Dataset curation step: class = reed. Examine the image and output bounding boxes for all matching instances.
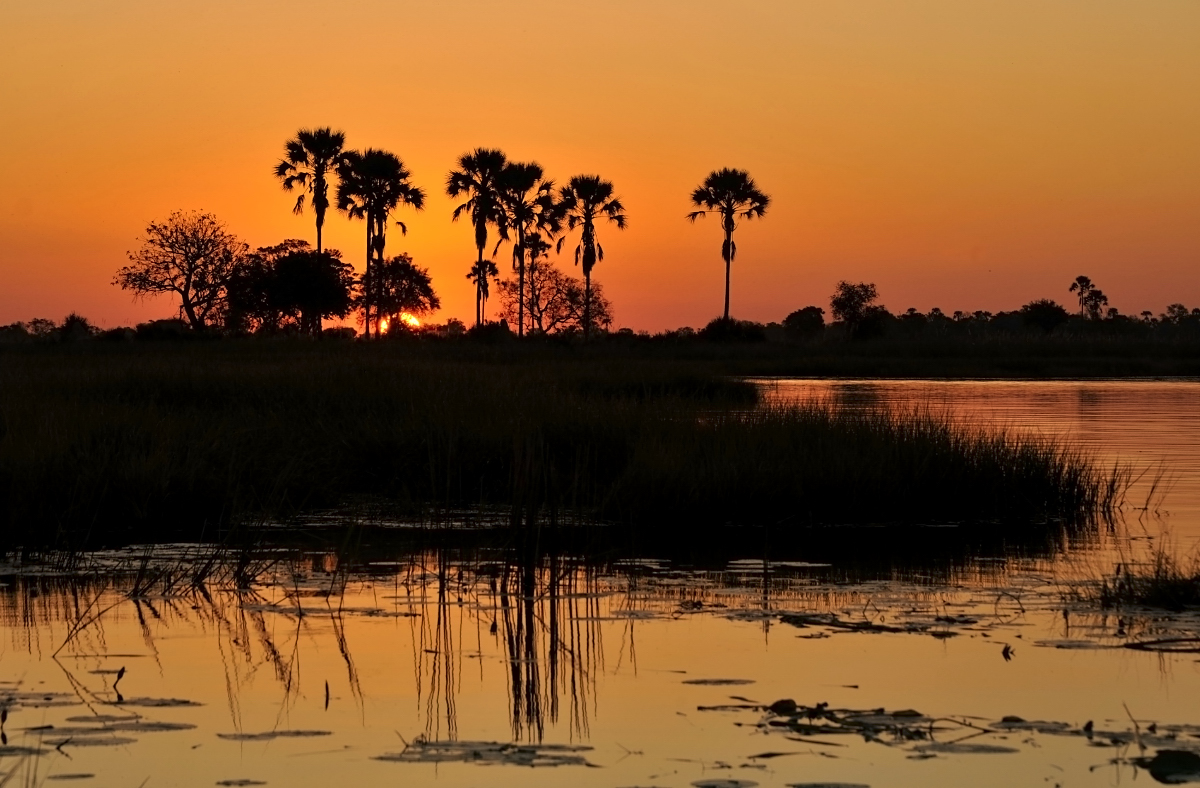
[0,342,1121,547]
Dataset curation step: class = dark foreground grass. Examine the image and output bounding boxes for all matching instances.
[0,342,1121,547]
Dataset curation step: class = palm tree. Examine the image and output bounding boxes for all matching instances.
[465,259,500,325]
[499,162,561,337]
[557,175,626,338]
[274,128,348,254]
[687,168,770,321]
[447,148,509,326]
[337,148,425,338]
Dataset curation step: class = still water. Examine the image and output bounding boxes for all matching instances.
[2,380,1200,788]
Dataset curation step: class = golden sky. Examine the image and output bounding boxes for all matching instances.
[2,0,1198,330]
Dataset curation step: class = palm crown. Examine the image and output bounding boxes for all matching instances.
[274,128,348,253]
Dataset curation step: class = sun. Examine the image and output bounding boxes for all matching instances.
[399,312,421,329]
[378,317,390,334]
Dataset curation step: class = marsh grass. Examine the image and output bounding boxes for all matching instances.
[1099,544,1200,611]
[0,343,1122,547]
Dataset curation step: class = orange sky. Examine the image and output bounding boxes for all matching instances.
[2,1,1198,331]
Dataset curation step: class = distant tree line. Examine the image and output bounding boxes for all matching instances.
[10,125,1196,344]
[11,270,1200,346]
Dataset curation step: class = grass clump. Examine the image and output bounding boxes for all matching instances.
[0,342,1121,547]
[1099,546,1200,611]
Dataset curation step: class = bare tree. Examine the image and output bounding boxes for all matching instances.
[497,259,613,335]
[114,211,248,330]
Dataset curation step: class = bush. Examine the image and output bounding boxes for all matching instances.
[1021,300,1070,333]
[699,317,766,342]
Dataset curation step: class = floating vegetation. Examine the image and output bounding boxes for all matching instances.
[215,781,267,787]
[375,738,595,767]
[1132,750,1200,783]
[683,679,756,686]
[45,775,96,781]
[216,731,330,742]
[46,736,136,748]
[104,698,201,708]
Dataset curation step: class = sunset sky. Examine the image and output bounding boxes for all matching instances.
[2,1,1198,331]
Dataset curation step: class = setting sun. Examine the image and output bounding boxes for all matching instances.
[399,313,421,329]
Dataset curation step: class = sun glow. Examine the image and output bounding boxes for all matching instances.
[399,312,421,329]
[378,318,389,334]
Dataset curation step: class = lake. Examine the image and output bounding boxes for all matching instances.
[2,379,1200,787]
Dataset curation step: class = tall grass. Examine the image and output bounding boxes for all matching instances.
[0,342,1121,547]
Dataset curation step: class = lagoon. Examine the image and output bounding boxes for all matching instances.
[2,379,1200,787]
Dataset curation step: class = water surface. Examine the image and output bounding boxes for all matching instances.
[3,379,1200,787]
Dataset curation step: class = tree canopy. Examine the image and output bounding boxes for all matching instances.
[114,211,248,330]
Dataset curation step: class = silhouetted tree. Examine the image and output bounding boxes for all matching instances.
[558,175,626,338]
[465,259,500,321]
[337,149,425,337]
[1021,299,1070,333]
[114,211,248,330]
[1068,275,1109,320]
[364,254,440,333]
[227,240,354,334]
[447,148,509,326]
[272,248,355,334]
[687,168,770,321]
[783,306,825,338]
[497,258,613,335]
[829,281,880,338]
[226,239,308,332]
[499,161,561,336]
[274,128,348,253]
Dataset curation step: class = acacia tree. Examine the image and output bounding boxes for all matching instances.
[365,254,441,332]
[274,128,348,253]
[499,161,560,336]
[337,148,425,338]
[557,175,626,338]
[114,211,248,330]
[687,168,770,322]
[447,148,509,326]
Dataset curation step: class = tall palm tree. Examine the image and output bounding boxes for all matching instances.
[337,148,425,338]
[499,162,561,337]
[557,175,626,338]
[274,128,348,253]
[687,168,770,321]
[447,148,509,326]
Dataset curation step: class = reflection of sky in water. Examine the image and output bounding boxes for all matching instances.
[762,378,1200,540]
[2,548,1200,788]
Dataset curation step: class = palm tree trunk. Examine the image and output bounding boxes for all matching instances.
[364,223,373,339]
[723,228,733,321]
[517,239,525,338]
[584,273,592,340]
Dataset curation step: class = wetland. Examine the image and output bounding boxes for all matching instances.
[2,353,1200,787]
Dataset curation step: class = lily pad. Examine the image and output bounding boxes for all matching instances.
[682,679,756,686]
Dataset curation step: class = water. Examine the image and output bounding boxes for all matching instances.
[3,380,1200,787]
